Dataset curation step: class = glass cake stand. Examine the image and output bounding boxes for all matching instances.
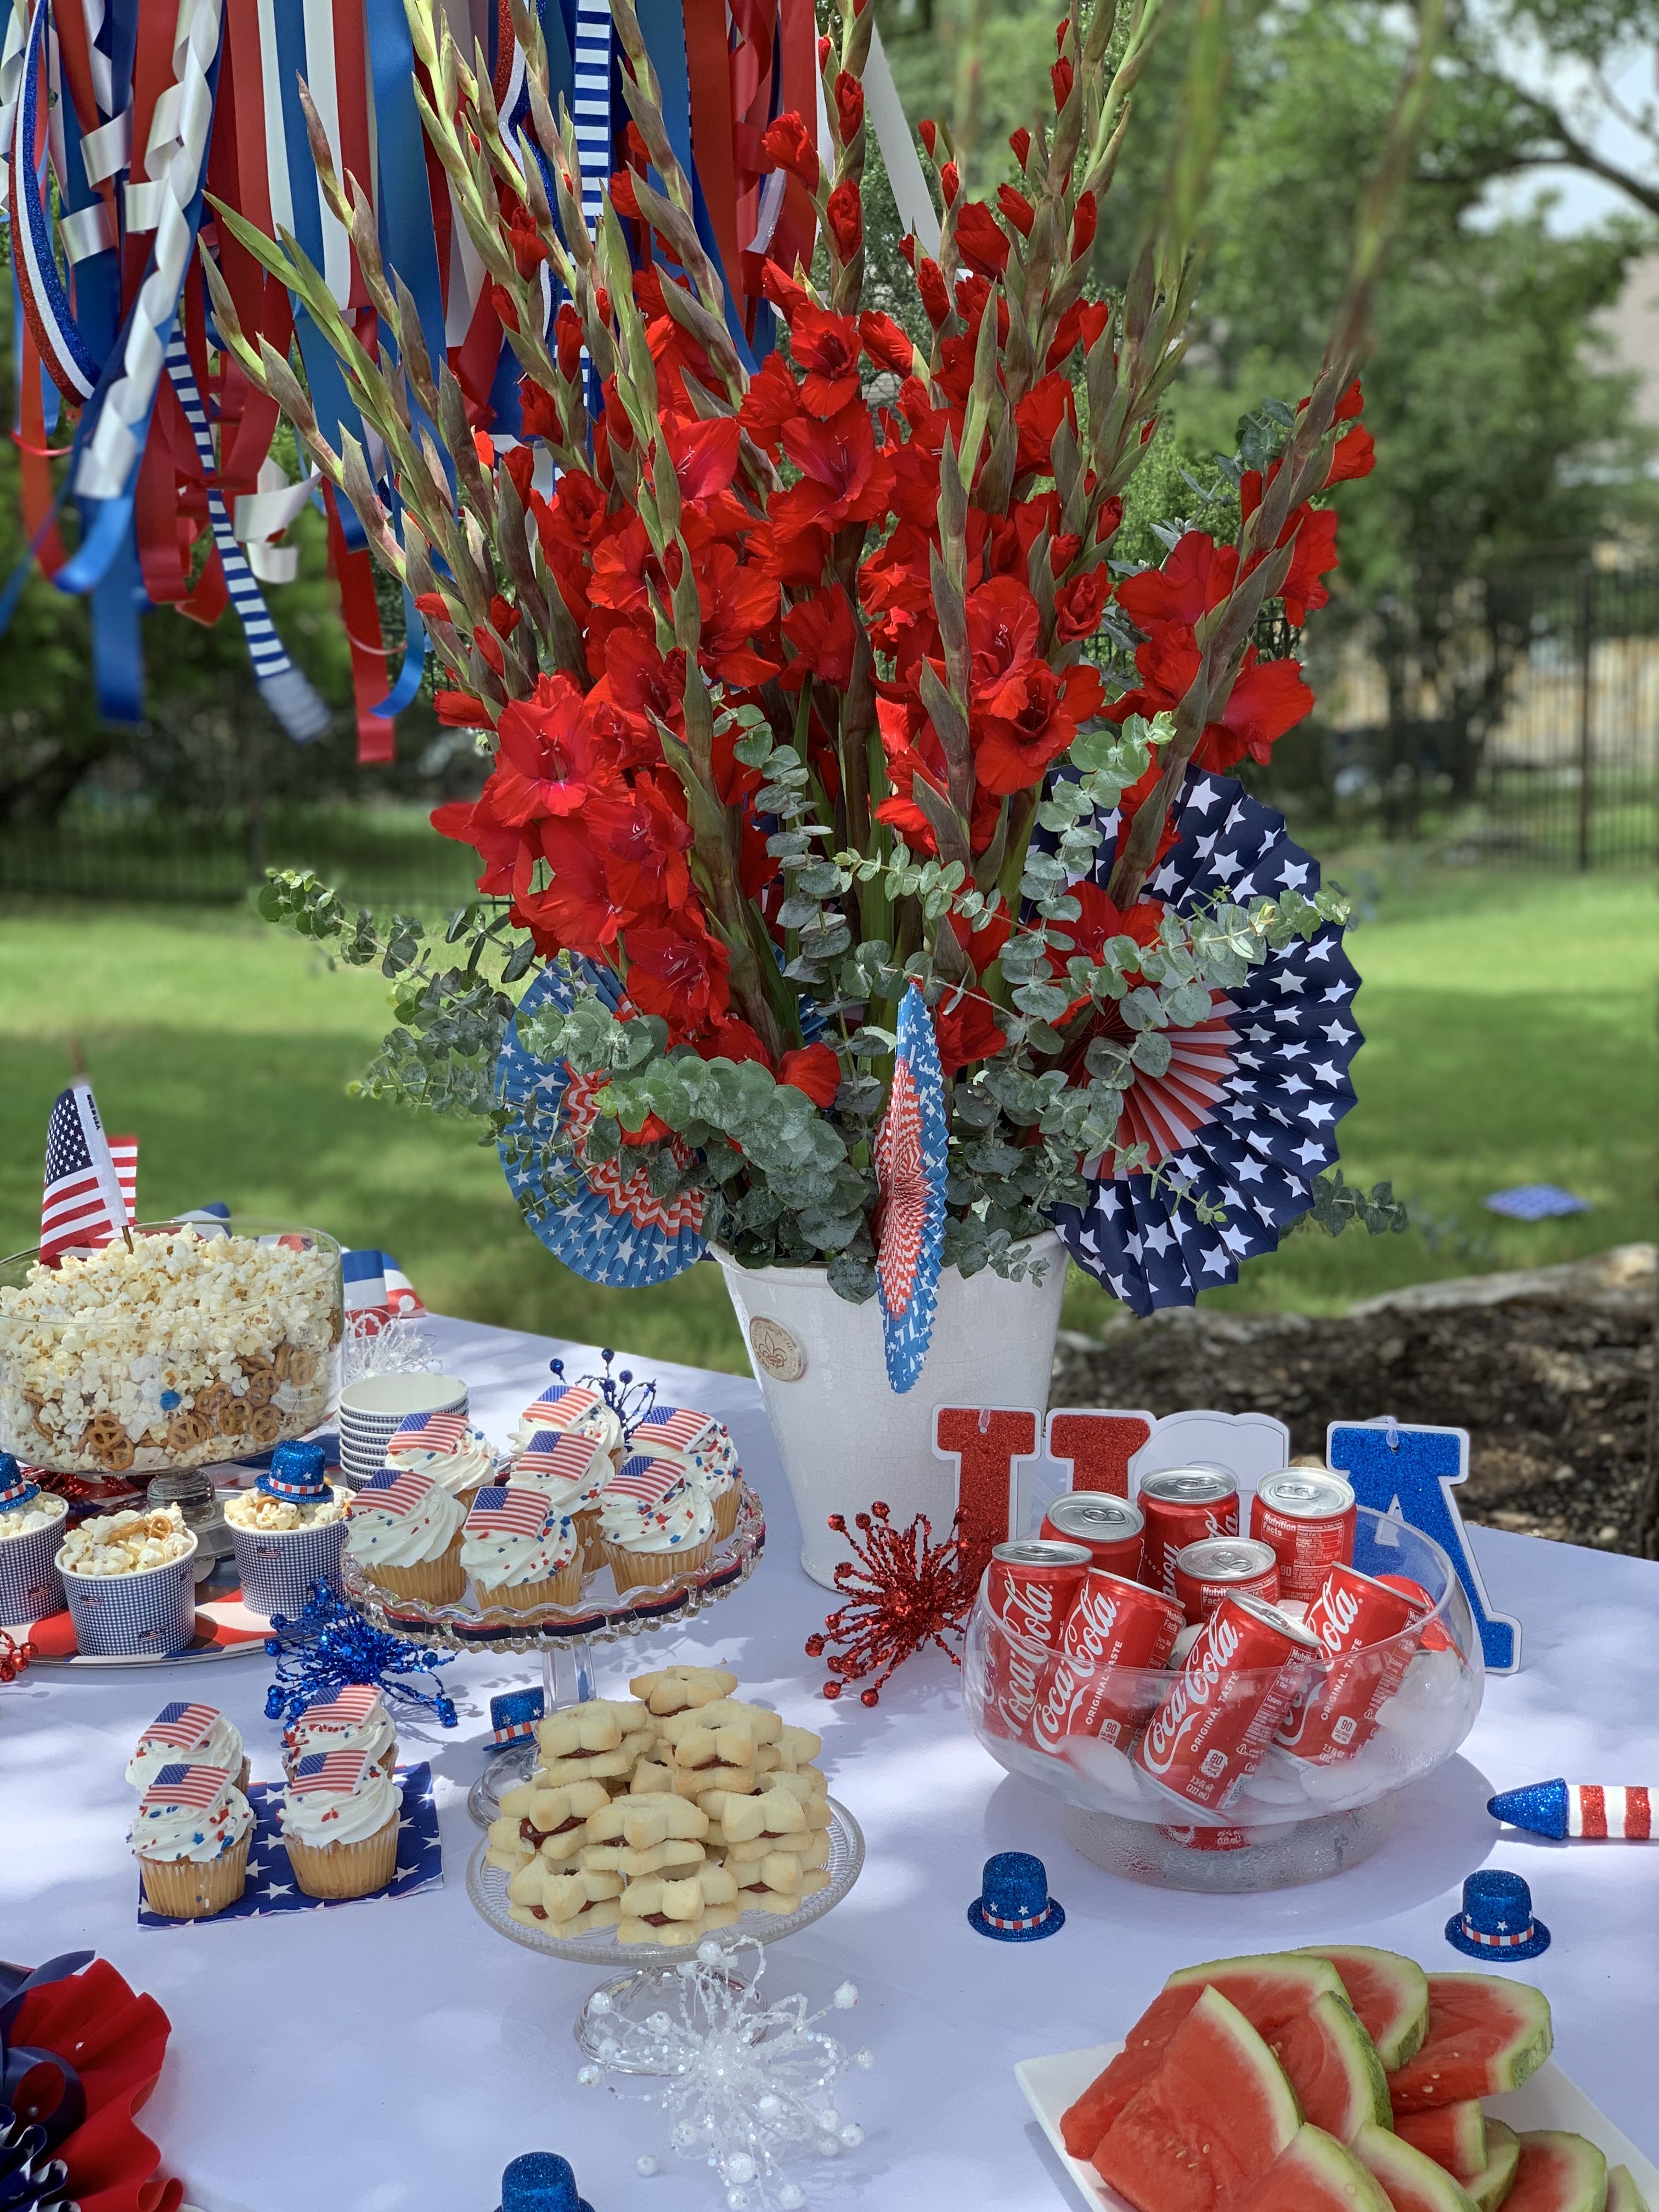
[465,1799,865,2068]
[334,1483,768,1826]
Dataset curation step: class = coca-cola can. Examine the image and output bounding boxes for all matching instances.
[984,1627,1052,1745]
[1276,1562,1425,1765]
[1137,1469,1239,1596]
[1039,1493,1146,1582]
[1030,1570,1184,1754]
[1158,1823,1258,1853]
[1249,1470,1357,1601]
[1172,1536,1282,1624]
[984,1539,1092,1649]
[1134,1590,1322,1812]
[1375,1572,1454,1653]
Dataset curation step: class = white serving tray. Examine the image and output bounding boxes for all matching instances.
[1015,2041,1659,2212]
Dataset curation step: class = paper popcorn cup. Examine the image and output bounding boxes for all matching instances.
[285,1809,400,1899]
[229,1515,347,1621]
[58,1536,198,1657]
[138,1829,251,1919]
[0,1507,68,1625]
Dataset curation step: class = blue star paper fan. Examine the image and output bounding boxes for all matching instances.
[496,961,709,1288]
[874,985,950,1392]
[1048,770,1363,1316]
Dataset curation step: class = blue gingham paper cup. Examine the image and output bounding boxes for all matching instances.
[229,1513,347,1620]
[58,1537,198,1657]
[0,1504,68,1625]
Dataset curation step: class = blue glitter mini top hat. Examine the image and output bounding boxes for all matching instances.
[0,1453,40,1510]
[495,2152,593,2212]
[1446,1869,1551,1961]
[490,1687,545,1754]
[967,1852,1064,1942]
[258,1440,329,1503]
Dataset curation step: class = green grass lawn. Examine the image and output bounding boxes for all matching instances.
[1,861,1654,1371]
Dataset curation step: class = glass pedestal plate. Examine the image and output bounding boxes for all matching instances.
[465,1801,865,2069]
[333,1483,768,1825]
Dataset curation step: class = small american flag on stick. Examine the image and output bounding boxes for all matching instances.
[136,1701,220,1751]
[465,1486,551,1541]
[139,1763,230,1813]
[41,1080,135,1261]
[607,1457,685,1510]
[515,1431,601,1486]
[386,1410,470,1457]
[290,1748,371,1795]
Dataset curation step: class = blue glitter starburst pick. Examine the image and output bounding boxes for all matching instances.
[263,1582,458,1730]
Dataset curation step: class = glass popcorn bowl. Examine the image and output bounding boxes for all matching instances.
[0,1218,343,1480]
[963,1508,1484,1892]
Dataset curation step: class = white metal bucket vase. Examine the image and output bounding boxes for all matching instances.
[714,1233,1070,1588]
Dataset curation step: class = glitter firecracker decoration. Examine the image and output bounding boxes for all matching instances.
[578,1936,872,2211]
[0,1630,32,1683]
[804,1503,970,1706]
[263,1582,458,1731]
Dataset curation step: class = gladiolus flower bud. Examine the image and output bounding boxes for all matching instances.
[940,161,960,206]
[1009,126,1031,167]
[1071,190,1096,258]
[1051,56,1074,108]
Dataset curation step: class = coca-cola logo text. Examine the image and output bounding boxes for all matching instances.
[1139,1609,1238,1774]
[1311,1578,1362,1656]
[998,1578,1058,1643]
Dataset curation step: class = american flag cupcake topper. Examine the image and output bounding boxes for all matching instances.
[137,1700,220,1751]
[298,1685,381,1732]
[290,1747,372,1796]
[353,1469,436,1518]
[515,1432,603,1487]
[139,1762,231,1813]
[633,1407,714,1455]
[465,1487,554,1542]
[387,1410,471,1458]
[606,1457,685,1511]
[517,1381,602,1431]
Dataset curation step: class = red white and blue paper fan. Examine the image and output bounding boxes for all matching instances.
[1048,770,1363,1316]
[496,962,708,1288]
[874,985,950,1392]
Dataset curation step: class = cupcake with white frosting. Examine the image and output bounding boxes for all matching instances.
[279,1745,401,1898]
[283,1684,398,1778]
[345,1468,465,1604]
[600,1455,716,1590]
[129,1762,253,1918]
[462,1485,583,1611]
[628,1406,743,1539]
[127,1699,249,1795]
[382,1412,500,1505]
[509,1428,613,1566]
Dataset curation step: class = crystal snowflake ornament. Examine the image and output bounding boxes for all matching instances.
[578,1937,873,2210]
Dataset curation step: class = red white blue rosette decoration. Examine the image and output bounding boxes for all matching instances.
[1048,770,1362,1314]
[873,985,950,1392]
[496,962,708,1289]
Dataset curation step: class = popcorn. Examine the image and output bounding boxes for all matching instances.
[223,1488,346,1533]
[58,1504,194,1576]
[0,1231,337,1475]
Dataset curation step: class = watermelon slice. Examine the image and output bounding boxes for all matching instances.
[1397,2101,1489,2182]
[1355,2121,1482,2212]
[1092,1985,1301,2212]
[1232,2123,1397,2212]
[1503,2132,1608,2212]
[1607,2168,1652,2212]
[1062,1954,1340,2157]
[1387,1976,1553,2113]
[1469,2120,1522,2212]
[1299,1944,1431,2070]
[1271,1991,1391,2140]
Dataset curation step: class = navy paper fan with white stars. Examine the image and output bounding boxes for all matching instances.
[1047,770,1363,1316]
[496,961,709,1288]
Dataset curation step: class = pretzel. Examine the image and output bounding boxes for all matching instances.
[78,1412,134,1471]
[247,1404,283,1446]
[238,1355,276,1408]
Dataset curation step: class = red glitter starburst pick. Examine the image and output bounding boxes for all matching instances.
[0,1627,34,1683]
[804,1501,972,1707]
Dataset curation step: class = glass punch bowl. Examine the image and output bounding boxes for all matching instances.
[964,1507,1484,1891]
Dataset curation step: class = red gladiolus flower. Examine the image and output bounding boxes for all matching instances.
[1325,421,1375,487]
[436,690,490,726]
[1047,882,1165,972]
[1009,126,1031,167]
[998,183,1036,237]
[858,310,915,376]
[1200,650,1314,770]
[555,303,584,381]
[788,304,864,416]
[414,590,452,624]
[953,201,1009,280]
[1116,529,1239,634]
[826,179,863,259]
[696,543,782,685]
[1052,55,1074,107]
[610,167,641,221]
[762,258,810,328]
[760,111,819,192]
[487,674,608,823]
[1054,565,1111,642]
[489,592,521,639]
[919,119,938,157]
[1071,191,1097,258]
[939,161,961,207]
[740,353,803,452]
[586,782,694,915]
[782,585,859,689]
[432,793,518,895]
[490,281,520,333]
[776,400,893,533]
[1014,373,1075,477]
[779,1042,841,1105]
[625,914,731,1034]
[818,32,832,65]
[915,256,951,327]
[934,987,1007,1076]
[517,375,561,440]
[834,71,864,142]
[704,1018,772,1068]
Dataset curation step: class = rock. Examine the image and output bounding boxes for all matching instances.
[1347,1242,1655,1319]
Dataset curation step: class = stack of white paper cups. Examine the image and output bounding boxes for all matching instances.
[337,1375,469,1489]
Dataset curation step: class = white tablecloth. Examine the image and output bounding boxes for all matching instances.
[5,1312,1658,2212]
